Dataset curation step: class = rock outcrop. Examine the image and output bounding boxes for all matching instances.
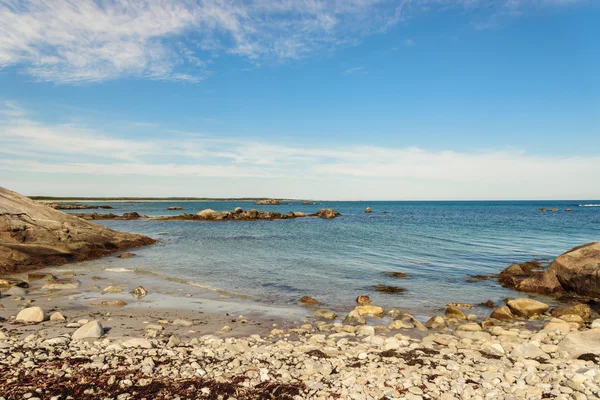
[0,186,156,273]
[254,199,280,205]
[47,203,113,210]
[498,242,600,297]
[548,242,600,297]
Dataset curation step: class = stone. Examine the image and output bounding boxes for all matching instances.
[490,306,514,321]
[130,286,148,299]
[592,319,600,329]
[355,295,371,305]
[16,306,46,322]
[511,343,550,360]
[506,298,549,317]
[88,300,127,307]
[445,306,466,320]
[355,325,375,336]
[0,278,29,288]
[123,338,153,349]
[299,296,320,304]
[26,273,55,281]
[118,252,136,258]
[172,319,193,327]
[365,207,372,213]
[343,310,366,325]
[315,209,340,219]
[50,312,65,321]
[481,341,505,356]
[558,314,584,325]
[549,242,600,296]
[425,316,446,329]
[516,271,563,294]
[557,330,600,358]
[254,199,280,205]
[543,318,571,334]
[5,286,28,296]
[196,209,219,219]
[372,285,405,293]
[550,303,591,320]
[101,285,123,294]
[354,305,384,316]
[42,279,81,290]
[72,321,103,339]
[0,186,155,273]
[456,323,482,332]
[389,320,413,330]
[313,310,337,320]
[167,335,181,347]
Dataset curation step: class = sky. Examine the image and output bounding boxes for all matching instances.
[0,0,598,200]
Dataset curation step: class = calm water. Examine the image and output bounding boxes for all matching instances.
[63,201,600,315]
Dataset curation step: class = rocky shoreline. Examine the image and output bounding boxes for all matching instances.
[73,207,342,221]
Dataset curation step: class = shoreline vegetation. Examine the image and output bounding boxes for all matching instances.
[2,186,600,399]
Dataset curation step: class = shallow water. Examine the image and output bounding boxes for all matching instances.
[61,200,600,316]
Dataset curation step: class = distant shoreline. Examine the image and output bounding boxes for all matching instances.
[32,197,307,203]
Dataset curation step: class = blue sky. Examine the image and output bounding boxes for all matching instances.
[0,0,598,200]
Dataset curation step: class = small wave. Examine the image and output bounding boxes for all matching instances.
[579,204,600,207]
[104,267,134,272]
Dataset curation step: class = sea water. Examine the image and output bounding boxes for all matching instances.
[60,201,600,315]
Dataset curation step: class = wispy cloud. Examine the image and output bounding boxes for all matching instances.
[0,101,27,117]
[1,104,599,199]
[344,66,366,75]
[0,0,585,84]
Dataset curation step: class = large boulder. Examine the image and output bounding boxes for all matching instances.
[557,330,600,358]
[0,187,156,273]
[16,306,46,323]
[315,209,340,219]
[72,321,103,340]
[506,298,549,318]
[195,209,218,220]
[515,271,563,294]
[548,242,600,297]
[254,199,280,205]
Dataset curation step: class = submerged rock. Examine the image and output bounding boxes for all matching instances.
[445,306,466,320]
[372,285,406,293]
[130,286,148,299]
[42,279,81,290]
[299,296,320,304]
[88,300,127,307]
[355,295,371,305]
[118,252,136,258]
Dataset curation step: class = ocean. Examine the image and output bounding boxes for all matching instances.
[61,201,600,316]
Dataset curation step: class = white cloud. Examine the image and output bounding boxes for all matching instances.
[1,106,599,199]
[0,0,585,83]
[0,101,27,117]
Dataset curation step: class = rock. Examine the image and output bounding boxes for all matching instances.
[118,252,136,258]
[481,341,505,356]
[26,273,55,281]
[313,310,337,320]
[490,306,514,321]
[515,271,563,294]
[299,296,320,304]
[506,298,549,318]
[167,335,181,347]
[88,300,127,307]
[315,209,340,219]
[195,209,218,219]
[592,319,600,329]
[372,285,406,293]
[550,303,590,320]
[101,285,123,294]
[0,278,29,288]
[254,199,280,205]
[549,242,600,296]
[354,305,384,316]
[355,325,375,336]
[233,207,243,214]
[456,323,482,332]
[479,300,496,308]
[50,312,65,321]
[44,337,70,346]
[558,314,584,325]
[385,272,408,278]
[557,330,600,358]
[0,186,156,273]
[343,310,366,325]
[42,279,81,290]
[72,321,104,339]
[445,306,466,320]
[511,343,549,360]
[543,318,571,334]
[123,338,153,349]
[389,320,413,330]
[425,316,446,329]
[355,295,371,305]
[365,207,372,213]
[172,319,193,327]
[167,206,183,210]
[5,286,28,296]
[16,306,46,322]
[130,286,148,299]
